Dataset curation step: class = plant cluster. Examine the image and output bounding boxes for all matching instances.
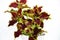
[5,0,50,40]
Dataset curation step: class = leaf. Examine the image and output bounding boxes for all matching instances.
[33,5,42,12]
[17,8,22,17]
[17,9,22,13]
[31,24,36,29]
[40,12,50,20]
[34,18,40,25]
[11,12,17,18]
[21,24,27,29]
[17,23,27,30]
[38,6,42,12]
[9,2,18,8]
[17,17,23,23]
[29,36,34,40]
[20,0,27,4]
[33,27,40,35]
[8,20,17,26]
[40,21,44,28]
[25,19,32,25]
[14,30,21,38]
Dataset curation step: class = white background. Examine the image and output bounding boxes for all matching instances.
[0,0,60,40]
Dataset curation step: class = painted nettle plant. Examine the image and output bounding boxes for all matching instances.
[5,0,50,40]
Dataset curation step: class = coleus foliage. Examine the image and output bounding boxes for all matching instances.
[5,0,50,40]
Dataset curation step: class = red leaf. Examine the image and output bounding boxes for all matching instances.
[17,8,22,16]
[40,21,44,28]
[8,20,17,26]
[29,37,34,40]
[33,27,40,35]
[34,18,40,25]
[34,6,42,13]
[38,6,42,12]
[11,12,17,18]
[40,12,49,19]
[14,30,21,38]
[9,2,18,8]
[17,23,27,29]
[21,24,27,29]
[25,19,32,26]
[20,0,27,4]
[26,19,32,25]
